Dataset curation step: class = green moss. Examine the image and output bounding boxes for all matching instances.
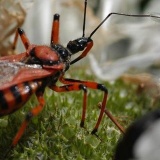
[0,68,156,159]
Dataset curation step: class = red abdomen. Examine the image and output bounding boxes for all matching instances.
[0,80,42,116]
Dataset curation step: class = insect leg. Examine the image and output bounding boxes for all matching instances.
[9,93,45,150]
[70,40,93,65]
[12,28,30,50]
[50,83,88,128]
[51,14,60,45]
[98,103,125,134]
[54,78,107,133]
[59,77,124,134]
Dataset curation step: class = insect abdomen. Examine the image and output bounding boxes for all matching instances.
[0,81,42,116]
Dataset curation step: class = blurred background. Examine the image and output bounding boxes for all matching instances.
[1,0,160,82]
[1,1,160,159]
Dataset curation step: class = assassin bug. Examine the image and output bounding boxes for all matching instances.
[1,0,160,157]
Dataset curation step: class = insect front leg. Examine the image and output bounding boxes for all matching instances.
[70,40,93,65]
[5,92,45,158]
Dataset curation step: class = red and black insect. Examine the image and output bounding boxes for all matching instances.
[0,0,160,157]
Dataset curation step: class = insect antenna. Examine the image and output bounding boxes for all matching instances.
[89,12,160,39]
[82,0,87,37]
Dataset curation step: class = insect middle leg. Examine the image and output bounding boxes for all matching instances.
[58,76,124,133]
[51,77,109,134]
[51,83,88,128]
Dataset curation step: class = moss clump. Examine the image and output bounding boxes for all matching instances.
[0,70,155,159]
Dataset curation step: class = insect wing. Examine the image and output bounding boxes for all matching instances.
[0,61,54,90]
[0,52,27,62]
[0,61,26,85]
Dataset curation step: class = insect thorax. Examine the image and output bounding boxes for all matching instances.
[42,71,61,88]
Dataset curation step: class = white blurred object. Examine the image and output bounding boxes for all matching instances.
[115,109,160,160]
[89,46,160,81]
[134,119,160,160]
[89,0,160,81]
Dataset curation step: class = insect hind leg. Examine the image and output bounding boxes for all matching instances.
[4,93,45,158]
